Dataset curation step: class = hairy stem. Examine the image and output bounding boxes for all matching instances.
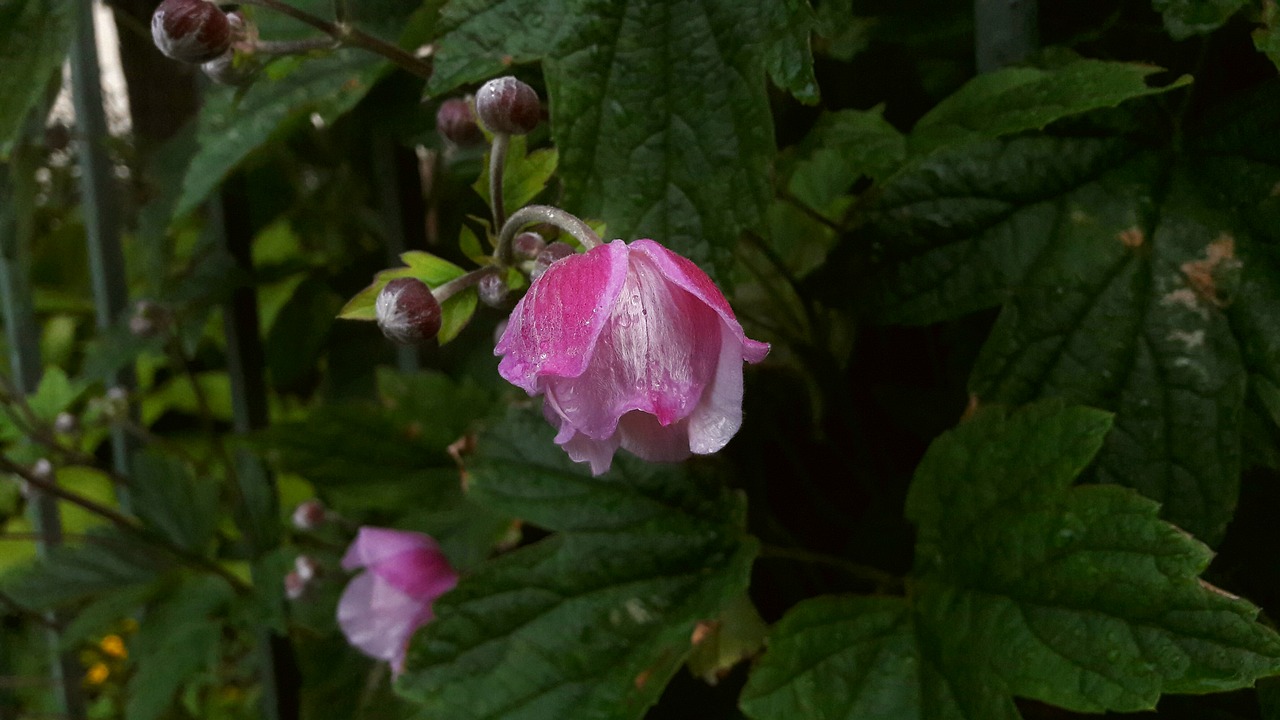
[489,133,510,230]
[495,205,603,267]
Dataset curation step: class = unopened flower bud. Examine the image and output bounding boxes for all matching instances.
[478,272,510,308]
[129,300,168,338]
[30,459,53,482]
[291,499,327,530]
[284,570,306,600]
[151,0,232,63]
[512,231,546,260]
[53,412,79,435]
[294,554,320,582]
[376,278,442,345]
[436,98,484,147]
[475,76,541,135]
[531,241,575,280]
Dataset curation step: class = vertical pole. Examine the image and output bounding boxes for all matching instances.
[208,174,299,720]
[69,0,133,483]
[0,148,87,718]
[974,0,1038,73]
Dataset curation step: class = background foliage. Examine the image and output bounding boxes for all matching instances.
[2,0,1280,718]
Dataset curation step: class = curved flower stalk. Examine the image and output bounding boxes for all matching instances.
[336,527,458,675]
[495,238,769,474]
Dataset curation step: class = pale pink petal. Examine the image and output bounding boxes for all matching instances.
[337,572,431,674]
[539,250,721,440]
[341,527,438,572]
[618,411,693,463]
[630,239,770,364]
[495,240,628,393]
[558,426,622,475]
[687,323,745,455]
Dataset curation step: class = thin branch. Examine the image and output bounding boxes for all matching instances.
[236,0,432,80]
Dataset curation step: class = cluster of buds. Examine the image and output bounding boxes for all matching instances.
[435,76,542,147]
[151,0,256,84]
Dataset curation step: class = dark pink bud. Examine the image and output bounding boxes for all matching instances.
[436,98,484,146]
[478,272,510,308]
[475,76,541,135]
[376,278,442,344]
[530,241,574,280]
[512,231,546,260]
[291,499,327,530]
[151,0,232,63]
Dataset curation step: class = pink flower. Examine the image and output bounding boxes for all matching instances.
[336,527,458,675]
[495,239,769,474]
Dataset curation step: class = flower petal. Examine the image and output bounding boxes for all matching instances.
[372,545,458,600]
[496,240,629,393]
[618,411,694,463]
[336,572,433,674]
[687,323,745,455]
[341,527,438,572]
[630,239,769,364]
[558,426,622,476]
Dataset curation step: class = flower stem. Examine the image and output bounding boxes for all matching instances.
[432,266,499,303]
[759,544,903,591]
[495,205,603,266]
[236,0,432,80]
[489,132,509,231]
[251,37,339,56]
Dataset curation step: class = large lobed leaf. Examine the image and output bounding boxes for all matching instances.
[0,0,71,154]
[429,0,810,281]
[397,407,758,720]
[863,81,1280,544]
[742,402,1280,719]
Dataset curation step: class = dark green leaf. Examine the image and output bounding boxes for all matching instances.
[762,0,820,104]
[175,50,388,217]
[130,450,218,553]
[125,576,231,720]
[740,596,1018,720]
[787,108,906,215]
[424,0,565,94]
[911,60,1190,152]
[546,0,778,279]
[0,0,70,153]
[1,527,170,609]
[397,407,757,720]
[1152,0,1248,39]
[864,100,1280,541]
[266,277,342,393]
[908,402,1280,712]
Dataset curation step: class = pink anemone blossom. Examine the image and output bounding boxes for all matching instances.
[336,527,458,675]
[495,239,769,474]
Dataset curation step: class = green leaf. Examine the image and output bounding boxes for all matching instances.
[125,576,231,720]
[740,596,1019,720]
[685,594,768,684]
[425,0,566,94]
[0,0,70,154]
[546,0,779,279]
[396,407,758,719]
[908,402,1280,712]
[265,277,342,393]
[1152,0,1248,39]
[762,0,820,104]
[338,251,478,344]
[1,527,170,610]
[130,450,219,553]
[863,91,1280,541]
[473,135,559,213]
[26,366,85,421]
[911,60,1191,152]
[787,108,906,216]
[175,50,388,218]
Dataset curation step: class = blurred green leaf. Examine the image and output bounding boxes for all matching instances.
[175,50,388,218]
[397,406,758,719]
[130,450,218,553]
[1,527,170,609]
[762,0,819,104]
[125,575,232,720]
[1153,0,1248,39]
[787,108,906,216]
[0,0,70,154]
[266,277,342,393]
